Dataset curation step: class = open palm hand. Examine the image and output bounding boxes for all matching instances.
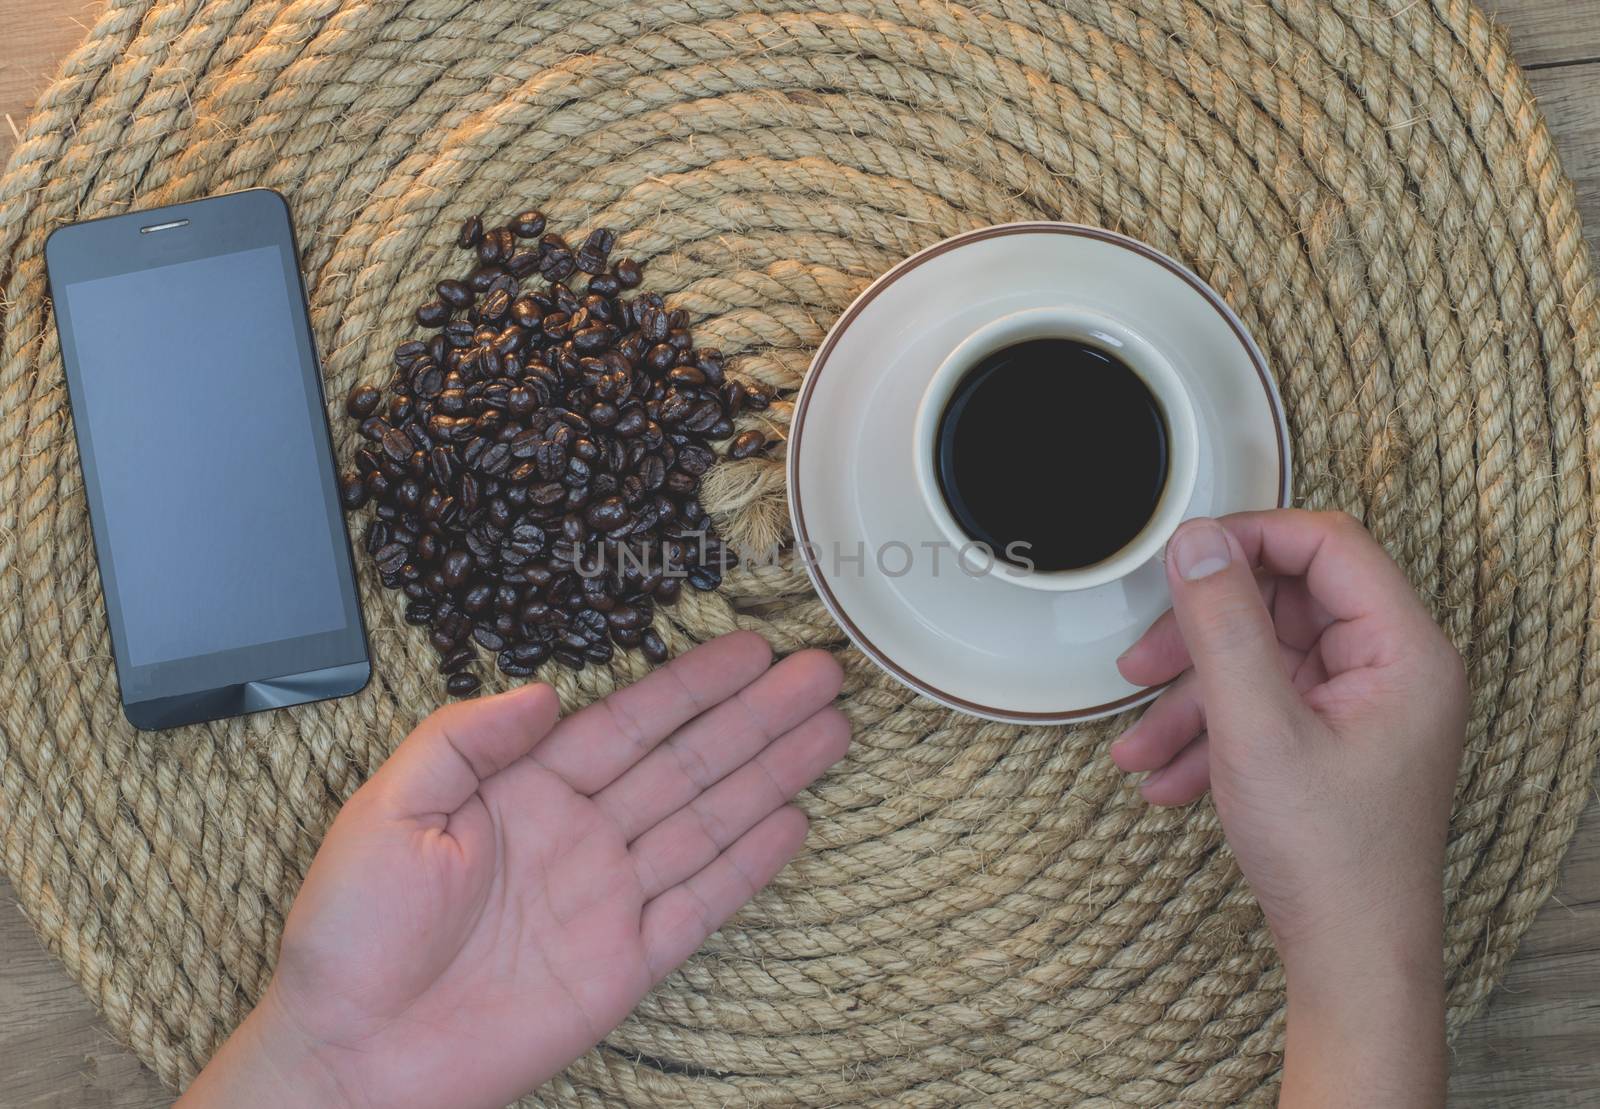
[224,632,846,1109]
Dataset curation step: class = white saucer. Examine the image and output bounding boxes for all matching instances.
[787,223,1291,723]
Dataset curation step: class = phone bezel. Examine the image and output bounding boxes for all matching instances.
[44,188,370,730]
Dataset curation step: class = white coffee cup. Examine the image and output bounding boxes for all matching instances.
[911,305,1200,592]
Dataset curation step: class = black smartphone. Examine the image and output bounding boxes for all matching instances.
[45,189,370,730]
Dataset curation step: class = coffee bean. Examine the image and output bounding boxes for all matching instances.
[439,646,476,674]
[373,542,408,575]
[497,653,537,678]
[613,258,642,288]
[446,671,481,696]
[339,472,368,510]
[443,549,472,588]
[640,628,668,663]
[576,228,616,274]
[436,279,472,308]
[480,287,512,323]
[346,383,382,418]
[477,229,507,265]
[510,211,547,239]
[347,209,743,694]
[729,429,767,459]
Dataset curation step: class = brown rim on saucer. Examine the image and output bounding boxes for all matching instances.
[787,222,1292,722]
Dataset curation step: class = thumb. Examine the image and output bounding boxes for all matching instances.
[361,683,561,819]
[1165,518,1297,730]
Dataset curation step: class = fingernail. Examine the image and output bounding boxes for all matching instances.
[1140,765,1168,789]
[1170,521,1232,581]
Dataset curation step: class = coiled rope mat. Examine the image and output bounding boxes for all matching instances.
[1,0,1597,1103]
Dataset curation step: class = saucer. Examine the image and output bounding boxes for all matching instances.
[787,223,1291,723]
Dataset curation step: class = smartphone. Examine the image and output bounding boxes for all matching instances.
[45,189,370,730]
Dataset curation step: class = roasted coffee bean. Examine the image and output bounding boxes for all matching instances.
[640,628,668,663]
[442,548,473,588]
[729,429,767,459]
[480,287,512,322]
[339,471,368,510]
[477,228,507,265]
[346,383,382,418]
[439,645,476,674]
[380,427,413,464]
[677,445,715,475]
[576,227,615,274]
[572,325,612,353]
[462,583,494,613]
[446,671,481,696]
[510,211,547,238]
[613,258,643,288]
[497,653,537,678]
[348,209,745,694]
[373,542,408,575]
[436,279,473,308]
[696,349,726,385]
[540,250,575,282]
[395,339,428,368]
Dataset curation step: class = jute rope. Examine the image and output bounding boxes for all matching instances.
[1,0,1596,1103]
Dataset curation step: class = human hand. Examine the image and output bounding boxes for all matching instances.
[1111,510,1466,1106]
[178,631,847,1109]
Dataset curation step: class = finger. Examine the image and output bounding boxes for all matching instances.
[1139,734,1212,806]
[595,651,845,839]
[364,683,561,818]
[1265,576,1338,655]
[1163,518,1301,730]
[1110,671,1204,773]
[640,806,809,984]
[1291,641,1330,691]
[532,630,773,793]
[1118,573,1279,687]
[1112,637,1312,773]
[1222,509,1434,638]
[630,708,849,898]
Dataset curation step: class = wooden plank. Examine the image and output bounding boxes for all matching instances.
[0,880,171,1107]
[1524,63,1600,262]
[1489,0,1600,68]
[1448,786,1600,1106]
[0,0,101,154]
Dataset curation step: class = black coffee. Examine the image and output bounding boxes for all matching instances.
[934,337,1168,572]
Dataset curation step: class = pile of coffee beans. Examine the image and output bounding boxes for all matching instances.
[338,211,770,697]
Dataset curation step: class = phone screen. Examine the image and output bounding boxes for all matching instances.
[63,245,347,665]
[47,190,369,728]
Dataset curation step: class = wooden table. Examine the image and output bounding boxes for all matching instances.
[1,1,1597,1105]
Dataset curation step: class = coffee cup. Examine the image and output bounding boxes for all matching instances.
[910,305,1199,592]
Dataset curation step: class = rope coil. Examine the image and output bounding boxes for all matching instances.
[1,0,1596,1102]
